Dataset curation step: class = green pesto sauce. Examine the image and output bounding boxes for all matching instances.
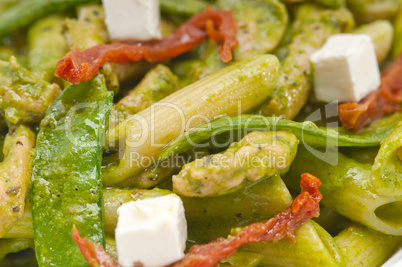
[31,75,113,267]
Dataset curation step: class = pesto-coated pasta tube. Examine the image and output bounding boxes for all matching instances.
[371,124,402,197]
[285,144,402,236]
[172,0,288,87]
[0,238,34,260]
[334,223,402,267]
[347,0,399,24]
[256,4,354,119]
[103,54,280,186]
[240,221,344,267]
[5,176,290,245]
[353,20,393,63]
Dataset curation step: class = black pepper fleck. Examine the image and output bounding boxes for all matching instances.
[6,186,20,195]
[12,205,20,212]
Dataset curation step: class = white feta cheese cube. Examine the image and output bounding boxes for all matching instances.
[102,0,162,41]
[115,194,187,267]
[310,34,380,103]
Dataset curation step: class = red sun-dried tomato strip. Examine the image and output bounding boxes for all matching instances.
[170,173,322,267]
[72,173,322,267]
[55,7,238,85]
[339,55,402,132]
[72,225,121,267]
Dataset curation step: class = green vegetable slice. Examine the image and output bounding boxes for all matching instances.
[31,75,113,266]
[0,0,100,38]
[158,113,402,161]
[371,123,402,197]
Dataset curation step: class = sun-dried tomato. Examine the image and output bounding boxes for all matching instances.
[55,7,238,84]
[73,173,322,267]
[339,55,402,132]
[170,173,322,267]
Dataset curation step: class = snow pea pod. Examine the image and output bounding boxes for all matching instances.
[31,75,113,266]
[158,113,402,161]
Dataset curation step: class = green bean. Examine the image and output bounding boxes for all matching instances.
[64,5,119,93]
[284,144,402,236]
[353,20,393,63]
[28,15,68,83]
[347,0,399,24]
[334,223,402,267]
[371,123,402,197]
[256,4,354,119]
[0,125,35,238]
[0,56,61,124]
[173,131,298,197]
[103,55,280,186]
[158,113,402,161]
[0,238,34,260]
[0,0,100,38]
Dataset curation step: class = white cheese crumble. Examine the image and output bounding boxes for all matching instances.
[102,0,162,41]
[310,34,381,103]
[115,194,187,267]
